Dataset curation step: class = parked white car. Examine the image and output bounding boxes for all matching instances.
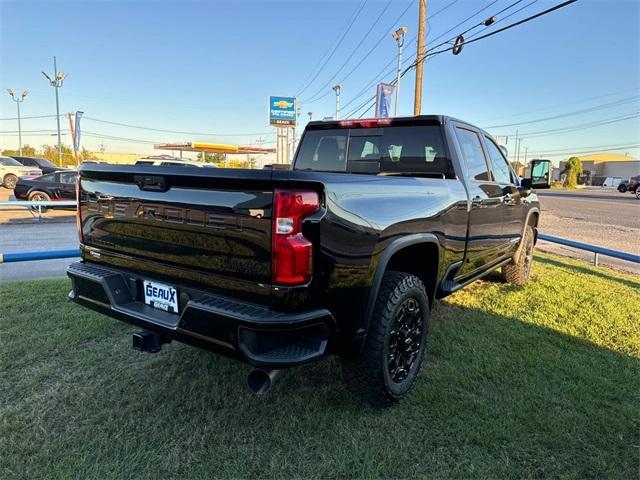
[0,156,42,189]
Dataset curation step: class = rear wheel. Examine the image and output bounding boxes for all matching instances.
[502,225,534,286]
[618,184,628,193]
[342,271,429,407]
[3,174,17,190]
[28,191,51,212]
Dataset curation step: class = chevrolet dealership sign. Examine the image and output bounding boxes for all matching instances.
[269,96,296,127]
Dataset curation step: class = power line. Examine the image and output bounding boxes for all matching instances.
[415,0,579,63]
[524,142,640,154]
[0,114,62,121]
[83,116,272,137]
[294,0,368,97]
[485,96,640,128]
[340,0,515,116]
[527,144,640,157]
[517,112,639,138]
[477,87,639,123]
[303,0,415,104]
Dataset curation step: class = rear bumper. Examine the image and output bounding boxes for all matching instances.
[67,261,332,368]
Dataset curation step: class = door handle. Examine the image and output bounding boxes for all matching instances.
[471,196,483,208]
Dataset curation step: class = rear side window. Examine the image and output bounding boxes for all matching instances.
[59,172,77,184]
[484,136,513,184]
[135,160,154,165]
[455,128,490,181]
[39,173,56,182]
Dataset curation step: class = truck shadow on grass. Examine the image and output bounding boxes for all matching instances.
[1,277,638,479]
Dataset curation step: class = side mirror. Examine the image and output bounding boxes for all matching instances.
[530,159,551,189]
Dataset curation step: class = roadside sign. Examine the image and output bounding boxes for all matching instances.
[269,96,296,127]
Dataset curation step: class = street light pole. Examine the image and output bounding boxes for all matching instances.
[332,84,342,120]
[392,26,408,117]
[6,89,28,156]
[42,56,66,164]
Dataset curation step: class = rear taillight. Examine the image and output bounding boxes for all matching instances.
[75,174,83,243]
[272,189,320,286]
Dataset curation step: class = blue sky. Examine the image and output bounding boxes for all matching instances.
[1,0,638,162]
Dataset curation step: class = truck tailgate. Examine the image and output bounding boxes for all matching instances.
[78,165,274,299]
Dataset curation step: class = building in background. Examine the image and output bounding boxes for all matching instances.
[559,153,640,185]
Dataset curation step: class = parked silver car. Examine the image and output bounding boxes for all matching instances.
[0,156,42,189]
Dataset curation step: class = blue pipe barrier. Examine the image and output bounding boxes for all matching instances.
[538,233,640,264]
[0,249,80,264]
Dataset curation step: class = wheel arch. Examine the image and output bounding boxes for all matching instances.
[355,234,441,350]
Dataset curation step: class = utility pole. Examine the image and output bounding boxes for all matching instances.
[513,129,519,163]
[413,0,426,115]
[42,56,66,164]
[6,89,28,156]
[307,112,313,122]
[292,102,301,156]
[392,26,408,117]
[67,112,79,165]
[523,147,528,165]
[332,84,342,119]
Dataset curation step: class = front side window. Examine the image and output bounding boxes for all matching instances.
[484,136,513,184]
[455,128,490,181]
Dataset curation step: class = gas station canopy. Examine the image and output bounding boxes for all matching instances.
[154,142,275,155]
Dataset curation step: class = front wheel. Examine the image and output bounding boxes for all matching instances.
[502,225,534,286]
[342,271,429,407]
[618,184,628,193]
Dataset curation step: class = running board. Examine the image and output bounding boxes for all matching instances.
[437,257,511,297]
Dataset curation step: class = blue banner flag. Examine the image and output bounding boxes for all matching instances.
[375,83,395,118]
[73,111,83,152]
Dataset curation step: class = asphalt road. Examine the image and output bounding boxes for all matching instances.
[537,188,639,273]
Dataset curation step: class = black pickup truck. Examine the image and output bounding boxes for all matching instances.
[67,115,550,406]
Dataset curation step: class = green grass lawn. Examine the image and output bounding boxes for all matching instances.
[1,253,638,479]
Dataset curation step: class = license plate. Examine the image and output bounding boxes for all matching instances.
[143,280,179,314]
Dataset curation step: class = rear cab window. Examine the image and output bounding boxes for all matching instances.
[294,120,454,178]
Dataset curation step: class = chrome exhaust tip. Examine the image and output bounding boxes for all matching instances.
[247,368,282,395]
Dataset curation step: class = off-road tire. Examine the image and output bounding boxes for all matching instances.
[3,174,17,190]
[342,271,429,407]
[502,225,534,286]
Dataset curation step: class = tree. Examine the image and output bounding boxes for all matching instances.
[564,156,583,188]
[79,147,98,162]
[40,144,74,166]
[2,144,36,157]
[197,151,226,165]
